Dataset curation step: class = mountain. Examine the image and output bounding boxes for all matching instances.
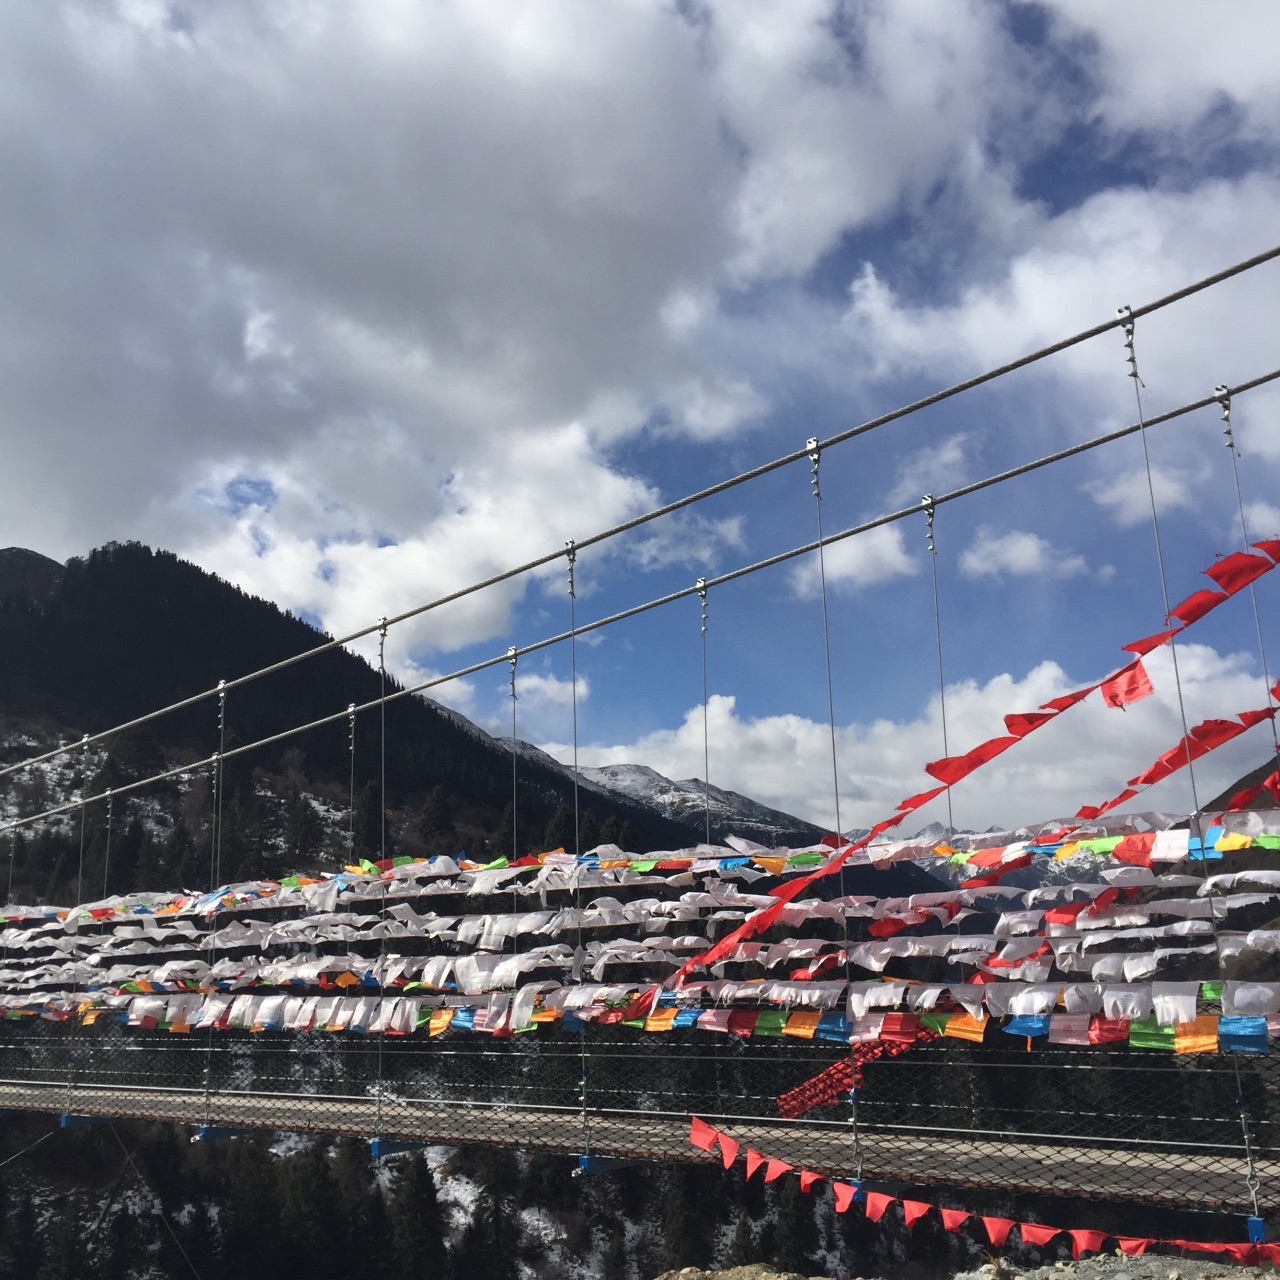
[578,762,825,847]
[0,542,702,895]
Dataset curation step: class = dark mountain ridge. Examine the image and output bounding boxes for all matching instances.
[0,541,700,870]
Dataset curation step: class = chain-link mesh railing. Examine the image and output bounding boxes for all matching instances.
[0,1019,1276,1214]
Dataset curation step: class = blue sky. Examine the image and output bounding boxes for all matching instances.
[2,1,1278,832]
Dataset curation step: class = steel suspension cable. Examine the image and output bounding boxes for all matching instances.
[1217,385,1280,754]
[101,790,113,899]
[697,579,711,844]
[923,497,955,837]
[5,370,1280,839]
[75,735,88,906]
[7,247,1278,787]
[567,542,581,857]
[807,440,843,839]
[1123,311,1262,1221]
[508,647,518,861]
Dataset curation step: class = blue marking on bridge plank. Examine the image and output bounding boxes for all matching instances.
[369,1138,429,1158]
[193,1125,255,1142]
[60,1113,111,1129]
[574,1155,645,1177]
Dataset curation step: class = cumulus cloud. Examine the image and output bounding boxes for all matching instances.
[548,643,1277,832]
[789,526,918,597]
[1083,466,1197,529]
[959,526,1089,580]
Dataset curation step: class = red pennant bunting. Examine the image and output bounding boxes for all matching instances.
[689,1117,718,1151]
[897,785,948,812]
[1225,779,1267,811]
[940,1209,972,1232]
[744,1149,765,1179]
[717,1133,740,1169]
[1040,685,1097,713]
[902,1200,932,1227]
[1100,658,1153,708]
[798,1170,823,1192]
[1167,587,1227,625]
[1069,1229,1109,1258]
[864,1192,894,1223]
[1019,1223,1061,1247]
[1004,710,1055,737]
[1254,538,1280,563]
[727,1010,760,1038]
[1117,1238,1153,1256]
[982,1217,1016,1247]
[1238,707,1277,729]
[926,736,1019,786]
[1088,1016,1130,1043]
[832,1183,858,1214]
[764,1158,792,1183]
[1123,628,1177,655]
[1204,550,1274,595]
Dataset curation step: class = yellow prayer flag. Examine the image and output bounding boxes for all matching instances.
[427,1008,455,1037]
[643,1007,678,1032]
[1174,1014,1218,1054]
[782,1011,821,1040]
[942,1011,988,1042]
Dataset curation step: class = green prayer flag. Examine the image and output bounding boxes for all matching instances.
[1200,981,1223,1002]
[1129,1018,1175,1050]
[752,1011,788,1037]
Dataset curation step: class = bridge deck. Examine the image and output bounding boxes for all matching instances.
[2,1078,1270,1214]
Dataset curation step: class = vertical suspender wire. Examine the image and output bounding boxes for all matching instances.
[102,791,113,899]
[376,618,388,1137]
[76,734,89,906]
[508,647,519,861]
[697,579,711,845]
[5,829,13,905]
[565,545,590,1159]
[202,746,219,1128]
[567,541,581,857]
[214,682,226,888]
[806,439,859,1181]
[347,704,357,864]
[807,440,844,840]
[923,498,956,837]
[1217,386,1280,754]
[1122,308,1262,1223]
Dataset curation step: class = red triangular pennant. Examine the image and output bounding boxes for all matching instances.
[1100,658,1153,708]
[716,1133,739,1169]
[689,1117,717,1151]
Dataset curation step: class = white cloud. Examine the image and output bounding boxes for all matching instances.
[551,643,1277,832]
[887,434,970,508]
[959,526,1089,580]
[1083,466,1197,529]
[789,525,918,597]
[1038,2,1280,143]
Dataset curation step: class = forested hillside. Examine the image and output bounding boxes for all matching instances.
[0,542,701,905]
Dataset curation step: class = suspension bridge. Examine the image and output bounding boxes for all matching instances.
[3,245,1280,1240]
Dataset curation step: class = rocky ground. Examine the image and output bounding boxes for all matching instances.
[653,1257,1276,1280]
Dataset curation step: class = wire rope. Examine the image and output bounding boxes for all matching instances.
[75,735,88,906]
[923,497,956,837]
[347,702,357,864]
[101,790,113,900]
[1217,386,1280,755]
[508,647,518,861]
[1123,310,1262,1219]
[375,619,389,1136]
[697,579,711,844]
[6,246,1277,787]
[109,1123,205,1280]
[807,440,843,840]
[5,370,1280,839]
[567,541,581,857]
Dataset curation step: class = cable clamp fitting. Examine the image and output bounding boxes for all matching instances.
[807,437,822,499]
[507,646,518,699]
[921,494,937,553]
[1117,305,1145,387]
[1215,384,1237,452]
[565,539,577,599]
[696,577,708,637]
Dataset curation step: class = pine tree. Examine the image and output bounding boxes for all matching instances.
[542,802,574,853]
[724,1210,758,1267]
[769,1178,817,1276]
[388,1153,448,1280]
[658,1165,713,1272]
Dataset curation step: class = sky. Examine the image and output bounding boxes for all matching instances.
[2,0,1280,835]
